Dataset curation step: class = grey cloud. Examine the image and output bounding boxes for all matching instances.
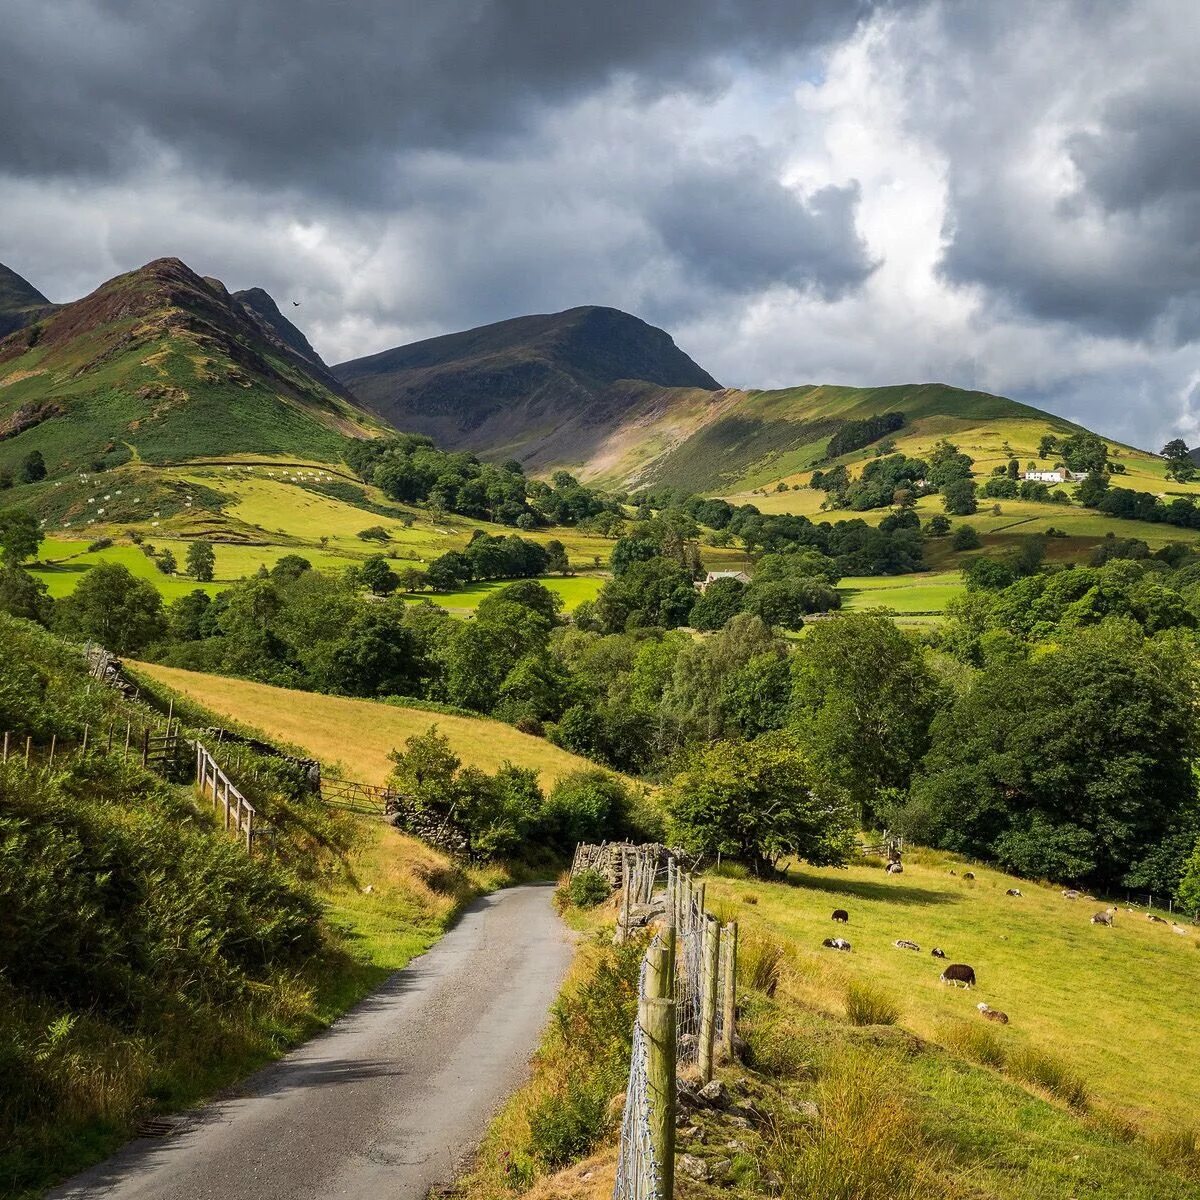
[0,0,882,199]
[649,157,875,299]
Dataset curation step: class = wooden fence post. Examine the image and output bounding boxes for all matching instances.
[48,733,56,767]
[2,731,8,764]
[124,722,131,761]
[699,916,721,1084]
[141,728,149,768]
[24,736,32,766]
[81,724,89,755]
[721,921,738,1063]
[643,932,676,1200]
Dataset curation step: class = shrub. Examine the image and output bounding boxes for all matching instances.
[844,981,900,1026]
[515,715,544,737]
[86,537,113,552]
[951,524,981,551]
[566,869,610,908]
[357,525,390,542]
[526,1080,609,1167]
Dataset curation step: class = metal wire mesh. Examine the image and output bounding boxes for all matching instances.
[613,937,666,1200]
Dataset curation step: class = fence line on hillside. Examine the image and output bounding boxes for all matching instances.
[589,844,737,1200]
[195,741,256,853]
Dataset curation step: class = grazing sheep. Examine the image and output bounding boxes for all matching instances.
[1172,923,1189,935]
[1062,889,1081,900]
[931,948,947,959]
[822,937,852,952]
[831,909,849,923]
[948,869,957,876]
[894,939,920,951]
[962,871,976,881]
[1146,913,1168,924]
[1091,910,1114,926]
[1005,888,1022,897]
[978,1002,1009,1025]
[941,963,977,988]
[886,862,904,875]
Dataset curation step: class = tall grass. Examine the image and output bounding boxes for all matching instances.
[767,1050,947,1200]
[739,935,786,997]
[844,980,900,1027]
[1007,1045,1090,1109]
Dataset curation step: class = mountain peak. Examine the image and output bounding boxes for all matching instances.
[0,261,57,339]
[332,305,719,465]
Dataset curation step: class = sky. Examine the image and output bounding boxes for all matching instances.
[1,0,1197,451]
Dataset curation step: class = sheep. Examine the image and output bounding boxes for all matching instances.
[1172,923,1189,935]
[1091,909,1115,926]
[1005,888,1022,897]
[948,869,957,876]
[931,948,947,959]
[1146,913,1168,924]
[894,939,920,951]
[978,1002,1009,1025]
[962,871,976,881]
[1062,889,1081,900]
[822,937,852,952]
[831,909,849,923]
[941,963,976,988]
[886,862,904,875]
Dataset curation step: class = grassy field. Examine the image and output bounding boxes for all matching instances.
[839,571,963,615]
[707,851,1200,1134]
[133,662,616,787]
[403,575,605,613]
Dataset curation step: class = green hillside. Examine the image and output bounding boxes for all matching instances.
[0,258,383,478]
[0,261,57,339]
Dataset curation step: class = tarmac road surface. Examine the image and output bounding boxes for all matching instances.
[47,884,573,1200]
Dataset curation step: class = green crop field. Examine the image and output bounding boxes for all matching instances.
[133,662,627,787]
[708,853,1200,1134]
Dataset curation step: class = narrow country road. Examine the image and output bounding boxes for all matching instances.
[48,885,573,1200]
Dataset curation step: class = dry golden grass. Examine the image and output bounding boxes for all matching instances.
[133,662,609,786]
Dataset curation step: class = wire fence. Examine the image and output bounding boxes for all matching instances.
[578,844,738,1200]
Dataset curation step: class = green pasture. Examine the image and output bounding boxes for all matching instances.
[709,852,1200,1134]
[404,575,605,613]
[839,571,963,614]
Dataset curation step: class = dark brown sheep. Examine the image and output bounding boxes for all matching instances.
[978,1003,1009,1024]
[941,963,976,988]
[962,871,976,881]
[832,909,849,923]
[1005,888,1022,897]
[886,862,904,875]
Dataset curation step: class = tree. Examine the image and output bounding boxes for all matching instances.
[544,539,570,574]
[157,549,177,575]
[0,507,42,565]
[667,730,855,871]
[907,622,1200,890]
[183,540,215,582]
[1006,457,1020,480]
[1166,458,1196,483]
[689,577,746,631]
[1038,434,1058,459]
[18,450,46,484]
[951,524,981,551]
[1178,837,1200,916]
[270,554,312,583]
[0,566,51,624]
[595,558,697,633]
[1161,438,1190,461]
[54,563,166,653]
[789,613,939,824]
[924,514,951,538]
[360,555,399,596]
[941,478,978,516]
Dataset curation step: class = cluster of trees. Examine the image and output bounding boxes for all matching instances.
[1038,430,1111,474]
[810,439,978,516]
[1078,472,1200,530]
[386,727,658,861]
[980,474,1070,503]
[824,411,905,459]
[1160,438,1196,483]
[345,435,616,528]
[419,532,568,591]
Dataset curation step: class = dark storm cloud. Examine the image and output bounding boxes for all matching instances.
[0,0,881,198]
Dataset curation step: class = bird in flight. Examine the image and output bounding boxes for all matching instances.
[292,300,301,307]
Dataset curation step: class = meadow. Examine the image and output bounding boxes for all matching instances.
[839,571,962,615]
[707,851,1200,1134]
[132,662,620,787]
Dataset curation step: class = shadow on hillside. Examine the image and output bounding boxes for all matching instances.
[781,868,959,906]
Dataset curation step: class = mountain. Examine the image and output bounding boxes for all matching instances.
[0,261,58,339]
[332,305,721,468]
[0,258,382,474]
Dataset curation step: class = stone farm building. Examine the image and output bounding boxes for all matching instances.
[1024,468,1087,484]
[697,569,751,592]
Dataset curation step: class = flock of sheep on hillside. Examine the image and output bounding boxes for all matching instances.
[816,865,1191,1029]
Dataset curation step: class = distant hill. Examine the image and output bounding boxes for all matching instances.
[332,305,721,468]
[0,261,58,339]
[0,258,382,475]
